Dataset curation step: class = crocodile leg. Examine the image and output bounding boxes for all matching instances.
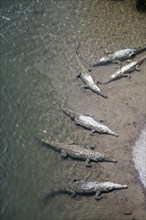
[103,48,109,55]
[82,85,90,89]
[127,58,133,63]
[66,139,76,145]
[90,129,98,136]
[94,190,103,200]
[71,176,79,182]
[87,67,92,72]
[85,158,92,167]
[99,119,105,123]
[122,74,131,79]
[68,189,76,197]
[116,65,121,70]
[81,85,90,94]
[135,64,141,71]
[113,60,122,66]
[60,149,68,159]
[96,80,100,85]
[77,71,81,78]
[85,145,95,150]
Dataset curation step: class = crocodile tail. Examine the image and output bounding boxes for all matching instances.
[41,188,67,204]
[104,156,117,163]
[61,104,77,120]
[97,80,111,85]
[76,42,81,55]
[137,44,146,53]
[61,103,71,116]
[99,92,107,98]
[91,62,101,67]
[103,78,114,85]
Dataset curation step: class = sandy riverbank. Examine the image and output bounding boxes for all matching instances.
[64,50,146,219]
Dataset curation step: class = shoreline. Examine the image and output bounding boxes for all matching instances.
[133,127,146,188]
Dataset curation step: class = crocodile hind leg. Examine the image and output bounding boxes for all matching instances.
[103,48,110,55]
[113,60,122,66]
[90,130,100,137]
[94,191,107,200]
[127,59,133,63]
[135,64,141,71]
[76,71,81,78]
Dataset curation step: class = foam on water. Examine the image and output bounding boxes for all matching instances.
[133,127,146,188]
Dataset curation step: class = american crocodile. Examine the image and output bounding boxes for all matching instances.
[41,138,117,166]
[92,44,146,66]
[61,104,119,137]
[76,44,107,98]
[98,54,146,84]
[42,179,128,202]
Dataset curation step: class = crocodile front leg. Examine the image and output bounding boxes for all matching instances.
[94,190,103,200]
[68,189,76,197]
[61,149,68,159]
[90,129,98,136]
[122,74,131,79]
[85,158,92,167]
[82,85,90,89]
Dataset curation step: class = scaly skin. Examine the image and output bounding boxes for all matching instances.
[61,104,119,137]
[92,44,146,66]
[41,139,117,166]
[100,54,146,84]
[76,45,107,98]
[42,179,128,202]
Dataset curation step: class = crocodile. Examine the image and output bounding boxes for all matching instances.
[92,44,146,67]
[62,104,119,137]
[76,44,107,98]
[41,138,117,166]
[42,179,128,202]
[98,54,146,84]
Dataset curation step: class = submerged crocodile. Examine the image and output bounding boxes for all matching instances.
[42,179,128,202]
[92,44,146,66]
[76,44,107,98]
[62,104,119,137]
[98,54,146,84]
[41,138,117,166]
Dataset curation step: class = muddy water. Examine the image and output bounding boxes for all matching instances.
[0,1,146,220]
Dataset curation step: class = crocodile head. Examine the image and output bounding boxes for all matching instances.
[101,182,128,192]
[99,55,112,64]
[91,154,104,162]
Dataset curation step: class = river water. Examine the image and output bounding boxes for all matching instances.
[0,1,146,220]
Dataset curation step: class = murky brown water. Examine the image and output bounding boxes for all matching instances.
[0,1,146,220]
